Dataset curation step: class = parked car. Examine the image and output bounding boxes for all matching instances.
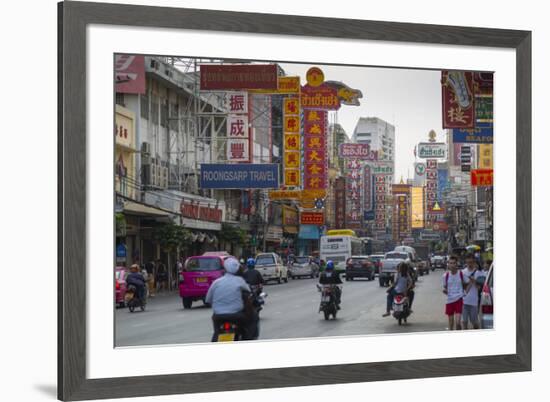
[368,254,385,276]
[379,251,411,287]
[255,252,289,284]
[345,256,376,281]
[179,254,234,309]
[289,256,319,279]
[115,266,128,308]
[479,264,494,329]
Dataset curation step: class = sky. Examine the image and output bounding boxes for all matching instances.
[279,63,446,182]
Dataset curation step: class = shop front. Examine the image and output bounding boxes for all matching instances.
[282,205,299,258]
[296,224,320,256]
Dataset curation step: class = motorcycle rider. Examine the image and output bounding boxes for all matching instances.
[126,264,146,302]
[318,260,342,309]
[205,257,259,341]
[242,258,265,287]
[383,262,414,317]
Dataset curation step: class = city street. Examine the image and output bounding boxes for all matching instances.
[115,270,449,347]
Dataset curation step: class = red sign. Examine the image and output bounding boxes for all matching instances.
[433,221,449,231]
[442,71,475,128]
[471,169,494,186]
[115,55,146,94]
[334,178,346,229]
[200,64,278,90]
[300,212,325,225]
[301,84,341,110]
[303,110,328,190]
[180,201,222,223]
[339,143,378,160]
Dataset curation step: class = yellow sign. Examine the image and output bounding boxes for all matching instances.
[306,67,324,87]
[283,97,300,115]
[479,144,493,169]
[284,133,301,151]
[284,151,300,168]
[284,116,300,133]
[284,170,301,187]
[301,189,327,200]
[250,76,301,94]
[326,229,356,236]
[411,186,424,229]
[269,190,301,200]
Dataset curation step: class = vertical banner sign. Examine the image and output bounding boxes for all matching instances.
[442,71,475,129]
[392,185,411,242]
[461,145,472,172]
[479,144,493,169]
[426,159,438,211]
[303,110,328,190]
[334,177,346,229]
[363,165,373,214]
[374,174,387,231]
[411,187,424,229]
[437,169,449,203]
[345,159,363,228]
[283,97,301,187]
[226,92,249,162]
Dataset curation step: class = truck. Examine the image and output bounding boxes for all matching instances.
[413,243,431,276]
[379,251,411,287]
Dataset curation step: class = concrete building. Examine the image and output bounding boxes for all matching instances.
[352,117,395,166]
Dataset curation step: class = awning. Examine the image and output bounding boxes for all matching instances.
[123,201,169,217]
[298,225,320,240]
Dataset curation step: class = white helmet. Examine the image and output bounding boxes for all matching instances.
[223,257,240,275]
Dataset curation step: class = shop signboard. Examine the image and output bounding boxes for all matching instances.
[200,64,278,90]
[300,212,325,225]
[452,122,493,144]
[442,70,475,128]
[200,164,279,189]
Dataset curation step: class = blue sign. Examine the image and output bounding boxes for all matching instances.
[437,169,449,202]
[453,122,493,144]
[200,164,279,189]
[364,211,375,221]
[116,244,127,258]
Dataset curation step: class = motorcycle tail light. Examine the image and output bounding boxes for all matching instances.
[224,322,231,331]
[395,295,402,302]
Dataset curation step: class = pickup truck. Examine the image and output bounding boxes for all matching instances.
[379,251,411,287]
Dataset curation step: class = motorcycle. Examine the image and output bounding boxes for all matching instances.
[125,284,146,313]
[317,284,340,320]
[392,293,411,325]
[249,285,267,316]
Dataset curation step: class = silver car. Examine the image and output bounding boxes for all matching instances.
[289,256,319,279]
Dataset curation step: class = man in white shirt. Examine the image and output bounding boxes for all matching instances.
[442,255,466,330]
[462,253,484,329]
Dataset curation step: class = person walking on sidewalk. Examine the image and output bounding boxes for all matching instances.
[442,255,466,330]
[462,253,484,329]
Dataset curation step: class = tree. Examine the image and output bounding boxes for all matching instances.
[219,223,248,249]
[152,223,192,253]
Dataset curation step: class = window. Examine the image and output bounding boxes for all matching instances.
[256,255,275,265]
[160,102,168,127]
[140,94,149,119]
[115,93,125,106]
[185,258,222,272]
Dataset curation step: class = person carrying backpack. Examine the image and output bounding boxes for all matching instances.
[442,255,467,330]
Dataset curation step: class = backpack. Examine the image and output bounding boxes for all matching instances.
[445,270,464,290]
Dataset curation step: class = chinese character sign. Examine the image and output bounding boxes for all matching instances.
[225,92,248,114]
[442,71,475,129]
[334,177,346,229]
[374,174,387,231]
[226,114,249,162]
[283,97,301,187]
[303,110,328,190]
[363,165,373,213]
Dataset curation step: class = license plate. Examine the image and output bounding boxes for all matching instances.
[217,333,235,342]
[321,296,330,302]
[393,304,403,312]
[195,277,207,283]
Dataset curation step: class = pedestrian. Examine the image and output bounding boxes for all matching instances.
[383,262,415,317]
[462,253,484,329]
[145,259,156,297]
[442,255,466,330]
[156,259,168,293]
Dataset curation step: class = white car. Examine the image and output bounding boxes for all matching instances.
[255,253,289,284]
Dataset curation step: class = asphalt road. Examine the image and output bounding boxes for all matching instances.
[115,270,450,347]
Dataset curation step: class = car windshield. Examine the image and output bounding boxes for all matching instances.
[185,258,222,272]
[256,255,275,265]
[294,257,309,264]
[385,253,407,260]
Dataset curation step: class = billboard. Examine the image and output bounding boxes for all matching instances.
[363,165,373,212]
[300,212,325,225]
[200,64,278,90]
[283,97,301,187]
[452,122,493,144]
[115,55,146,94]
[441,70,475,128]
[471,169,494,187]
[418,142,447,159]
[334,177,346,229]
[303,110,328,190]
[479,144,493,169]
[301,84,341,110]
[338,143,378,160]
[411,187,424,229]
[200,164,279,189]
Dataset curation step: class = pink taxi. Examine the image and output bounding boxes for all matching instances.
[178,252,233,309]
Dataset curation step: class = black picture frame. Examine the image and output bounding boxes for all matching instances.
[58,1,532,400]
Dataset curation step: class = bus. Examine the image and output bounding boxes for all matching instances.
[360,237,385,256]
[320,230,366,273]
